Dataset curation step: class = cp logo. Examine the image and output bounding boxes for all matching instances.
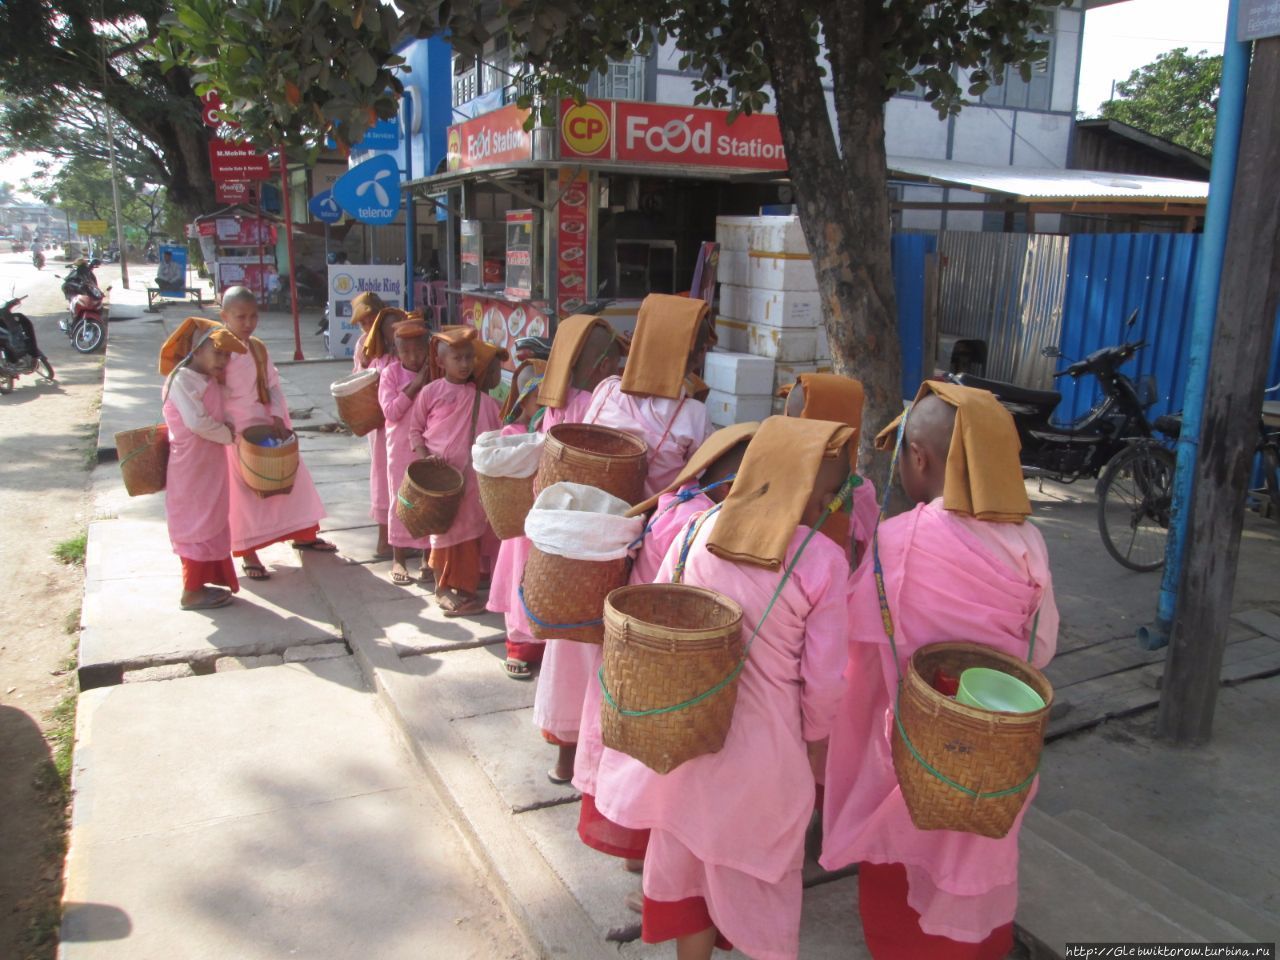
[562,102,610,157]
[447,128,461,169]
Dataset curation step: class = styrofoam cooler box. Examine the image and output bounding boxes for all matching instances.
[773,360,834,393]
[718,283,751,321]
[705,389,774,428]
[714,316,750,354]
[749,216,808,256]
[715,216,755,252]
[745,322,818,363]
[772,396,787,415]
[717,250,748,286]
[748,287,821,328]
[703,350,775,396]
[748,252,819,292]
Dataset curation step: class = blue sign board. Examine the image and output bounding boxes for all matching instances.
[332,154,402,226]
[356,118,401,151]
[308,190,343,224]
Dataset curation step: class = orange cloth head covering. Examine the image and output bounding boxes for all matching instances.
[538,313,616,409]
[627,420,759,517]
[707,416,856,570]
[781,373,864,546]
[362,307,409,363]
[158,317,246,376]
[429,325,478,380]
[875,381,1030,523]
[472,339,510,385]
[394,318,430,339]
[684,371,711,403]
[620,294,712,399]
[501,358,547,424]
[351,291,386,331]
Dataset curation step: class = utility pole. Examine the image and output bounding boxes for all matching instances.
[104,105,130,289]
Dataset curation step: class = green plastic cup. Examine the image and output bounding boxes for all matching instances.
[955,667,1045,714]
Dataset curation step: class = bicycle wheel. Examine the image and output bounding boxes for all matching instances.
[1097,443,1176,572]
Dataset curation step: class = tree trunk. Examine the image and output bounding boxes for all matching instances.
[759,0,902,485]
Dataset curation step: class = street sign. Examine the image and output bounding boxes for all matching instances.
[1240,0,1280,40]
[308,190,343,224]
[77,220,109,235]
[208,138,271,182]
[332,154,401,225]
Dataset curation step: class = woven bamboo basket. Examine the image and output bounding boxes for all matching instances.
[600,584,744,774]
[115,423,169,497]
[330,369,383,437]
[536,424,648,506]
[396,459,465,538]
[892,642,1053,839]
[476,473,536,540]
[237,425,298,496]
[521,546,630,644]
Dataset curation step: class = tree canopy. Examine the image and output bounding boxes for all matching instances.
[1098,47,1220,157]
[25,155,176,240]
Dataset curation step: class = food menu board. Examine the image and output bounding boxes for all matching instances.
[460,219,484,289]
[505,209,537,300]
[556,169,590,315]
[462,293,549,372]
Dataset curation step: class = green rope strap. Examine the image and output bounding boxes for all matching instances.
[396,491,414,510]
[600,472,862,719]
[119,427,165,468]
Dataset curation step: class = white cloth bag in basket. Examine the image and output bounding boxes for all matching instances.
[524,482,644,562]
[471,429,545,479]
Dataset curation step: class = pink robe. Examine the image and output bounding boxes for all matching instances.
[820,498,1059,943]
[380,360,430,549]
[573,483,713,797]
[584,376,712,498]
[163,369,232,561]
[222,347,326,552]
[594,511,850,960]
[407,378,500,550]
[354,337,391,524]
[851,474,879,565]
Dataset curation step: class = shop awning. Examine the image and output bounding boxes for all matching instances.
[403,158,790,196]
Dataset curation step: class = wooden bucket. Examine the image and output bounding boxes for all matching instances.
[395,459,464,538]
[600,584,744,774]
[330,369,383,437]
[520,546,630,644]
[476,473,536,540]
[115,423,169,497]
[536,424,648,506]
[893,642,1053,839]
[236,425,298,496]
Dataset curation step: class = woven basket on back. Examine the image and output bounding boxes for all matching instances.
[237,425,299,496]
[476,474,536,540]
[330,369,383,437]
[115,423,169,497]
[600,584,744,774]
[521,546,629,644]
[396,459,465,538]
[893,642,1053,839]
[536,424,648,506]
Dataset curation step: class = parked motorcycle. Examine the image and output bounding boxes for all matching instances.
[59,276,110,354]
[946,309,1180,571]
[0,294,55,394]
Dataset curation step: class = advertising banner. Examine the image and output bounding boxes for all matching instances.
[208,138,271,182]
[327,264,404,359]
[76,220,109,236]
[215,180,255,205]
[155,244,188,290]
[217,262,275,299]
[555,168,591,315]
[446,105,533,172]
[462,294,549,371]
[560,99,787,171]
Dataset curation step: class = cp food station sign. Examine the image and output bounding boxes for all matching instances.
[447,104,534,172]
[560,99,787,171]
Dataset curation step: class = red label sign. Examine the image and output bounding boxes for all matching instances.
[447,105,533,173]
[463,294,549,371]
[556,168,590,315]
[215,180,255,204]
[200,91,240,130]
[560,99,787,171]
[208,138,271,182]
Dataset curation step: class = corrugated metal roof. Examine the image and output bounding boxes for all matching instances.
[888,155,1209,203]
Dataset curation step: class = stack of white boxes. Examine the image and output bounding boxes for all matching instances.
[706,215,832,426]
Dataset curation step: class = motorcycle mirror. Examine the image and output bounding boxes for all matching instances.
[1040,345,1061,359]
[1125,308,1139,328]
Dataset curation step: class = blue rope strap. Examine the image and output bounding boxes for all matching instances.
[626,474,737,552]
[519,584,604,631]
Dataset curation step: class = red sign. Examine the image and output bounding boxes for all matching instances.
[462,294,550,371]
[446,105,533,173]
[215,180,255,204]
[209,138,271,182]
[556,168,590,315]
[560,99,787,171]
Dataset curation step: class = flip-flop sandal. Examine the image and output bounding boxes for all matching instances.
[441,595,486,618]
[546,769,573,785]
[503,658,533,681]
[390,568,414,585]
[293,539,337,552]
[623,891,644,915]
[181,587,233,611]
[242,562,270,580]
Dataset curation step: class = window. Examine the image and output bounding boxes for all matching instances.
[980,16,1055,112]
[586,57,646,101]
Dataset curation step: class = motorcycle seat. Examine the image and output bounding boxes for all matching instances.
[951,373,1061,409]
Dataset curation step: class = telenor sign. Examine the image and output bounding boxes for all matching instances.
[560,98,787,171]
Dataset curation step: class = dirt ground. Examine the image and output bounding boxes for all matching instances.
[0,252,115,958]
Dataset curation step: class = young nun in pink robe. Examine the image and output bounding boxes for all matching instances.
[821,383,1059,960]
[584,294,714,499]
[574,421,758,868]
[593,416,857,960]
[380,317,433,584]
[218,287,331,580]
[351,295,393,558]
[408,327,501,617]
[159,317,248,610]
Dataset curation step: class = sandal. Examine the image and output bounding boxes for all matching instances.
[390,566,414,586]
[503,658,533,681]
[623,890,644,915]
[546,768,573,785]
[438,591,486,618]
[181,587,233,611]
[241,561,270,580]
[292,538,337,552]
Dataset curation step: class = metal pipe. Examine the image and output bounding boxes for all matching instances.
[1138,0,1251,651]
[279,153,304,361]
[404,94,416,312]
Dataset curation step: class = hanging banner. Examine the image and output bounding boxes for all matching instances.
[327,264,404,358]
[332,153,401,225]
[446,104,533,172]
[462,295,549,371]
[556,168,590,315]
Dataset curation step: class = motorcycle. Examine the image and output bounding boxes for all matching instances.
[514,294,616,362]
[0,294,55,394]
[32,248,45,270]
[59,276,110,353]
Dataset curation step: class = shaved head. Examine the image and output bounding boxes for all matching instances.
[784,382,806,417]
[221,285,256,309]
[905,393,956,462]
[572,324,620,388]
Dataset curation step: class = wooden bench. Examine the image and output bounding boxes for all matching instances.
[146,286,206,310]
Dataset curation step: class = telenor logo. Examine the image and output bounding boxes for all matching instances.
[333,154,401,226]
[562,102,610,157]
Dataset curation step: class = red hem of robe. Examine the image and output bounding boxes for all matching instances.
[233,524,321,557]
[506,637,545,665]
[541,729,576,747]
[181,556,240,593]
[642,895,734,952]
[577,792,650,861]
